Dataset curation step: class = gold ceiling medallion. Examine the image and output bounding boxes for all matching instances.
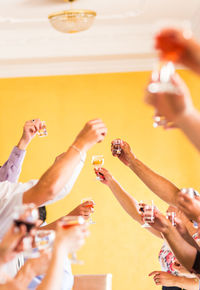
[48,0,96,33]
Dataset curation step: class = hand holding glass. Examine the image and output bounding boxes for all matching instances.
[139,200,155,228]
[60,216,85,264]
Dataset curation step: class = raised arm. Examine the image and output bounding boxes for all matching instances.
[111,139,180,206]
[0,119,42,183]
[23,119,107,207]
[95,167,161,238]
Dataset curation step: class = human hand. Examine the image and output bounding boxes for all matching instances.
[143,208,171,233]
[145,73,195,125]
[177,190,200,222]
[94,167,115,186]
[17,119,44,150]
[149,271,177,287]
[111,139,135,167]
[0,224,27,264]
[55,222,89,254]
[155,28,200,74]
[73,119,107,153]
[67,201,94,219]
[174,216,188,237]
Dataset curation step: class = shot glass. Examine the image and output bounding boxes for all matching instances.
[37,121,48,137]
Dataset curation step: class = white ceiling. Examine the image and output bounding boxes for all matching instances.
[0,0,200,78]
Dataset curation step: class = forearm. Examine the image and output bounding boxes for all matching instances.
[181,230,200,251]
[23,143,85,205]
[108,179,142,223]
[173,276,199,290]
[37,242,67,290]
[176,108,200,152]
[128,155,179,205]
[163,226,197,271]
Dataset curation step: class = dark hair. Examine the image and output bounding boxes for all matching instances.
[38,206,47,223]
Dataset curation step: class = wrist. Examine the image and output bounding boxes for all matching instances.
[17,138,29,150]
[72,138,88,153]
[128,156,139,170]
[175,106,197,126]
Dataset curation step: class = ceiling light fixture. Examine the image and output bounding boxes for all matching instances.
[48,0,96,34]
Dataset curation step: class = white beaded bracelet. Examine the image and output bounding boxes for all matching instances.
[71,145,85,163]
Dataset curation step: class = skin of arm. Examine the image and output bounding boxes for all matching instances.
[111,139,180,206]
[149,270,199,290]
[96,167,161,238]
[23,119,107,206]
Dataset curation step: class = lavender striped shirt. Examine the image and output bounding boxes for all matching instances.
[0,147,26,183]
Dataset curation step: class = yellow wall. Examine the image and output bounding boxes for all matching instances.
[1,70,200,290]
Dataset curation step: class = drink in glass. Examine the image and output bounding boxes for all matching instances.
[60,216,85,264]
[37,121,47,137]
[81,198,95,224]
[112,140,122,155]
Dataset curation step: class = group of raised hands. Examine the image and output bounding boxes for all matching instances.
[2,25,200,290]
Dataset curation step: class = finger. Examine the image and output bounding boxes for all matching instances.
[149,271,160,276]
[163,122,178,130]
[88,119,104,124]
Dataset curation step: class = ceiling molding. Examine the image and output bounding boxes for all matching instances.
[0,54,157,78]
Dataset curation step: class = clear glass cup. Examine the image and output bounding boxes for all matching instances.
[139,200,155,228]
[112,140,122,155]
[166,212,176,226]
[37,121,47,137]
[91,155,104,180]
[148,61,177,129]
[181,187,199,198]
[81,198,95,225]
[60,216,85,265]
[35,230,55,250]
[13,204,39,258]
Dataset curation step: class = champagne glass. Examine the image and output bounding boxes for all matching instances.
[13,203,39,258]
[91,155,104,180]
[60,216,85,265]
[139,200,155,228]
[37,121,47,137]
[81,197,95,224]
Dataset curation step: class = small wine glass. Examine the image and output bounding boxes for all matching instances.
[81,198,95,225]
[91,155,104,180]
[139,200,155,228]
[60,216,85,265]
[37,121,48,137]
